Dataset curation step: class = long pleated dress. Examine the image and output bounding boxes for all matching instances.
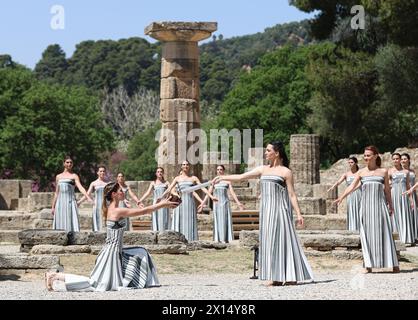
[118,186,130,231]
[359,176,399,268]
[259,175,314,283]
[213,182,233,243]
[409,172,418,241]
[391,172,415,244]
[152,183,170,231]
[171,181,198,241]
[346,176,361,232]
[92,185,104,232]
[63,218,159,291]
[53,179,80,232]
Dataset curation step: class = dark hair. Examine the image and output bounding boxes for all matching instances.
[348,156,359,172]
[97,165,106,171]
[216,165,225,171]
[63,155,73,162]
[391,152,401,159]
[155,167,165,182]
[156,166,164,172]
[102,182,119,222]
[364,145,381,167]
[401,153,410,161]
[117,172,124,177]
[270,141,289,168]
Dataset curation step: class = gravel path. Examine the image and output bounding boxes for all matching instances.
[0,269,417,300]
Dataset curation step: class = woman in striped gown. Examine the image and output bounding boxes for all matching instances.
[335,146,399,273]
[78,166,108,231]
[161,160,217,241]
[401,153,418,242]
[389,153,415,244]
[213,142,314,286]
[52,156,92,232]
[327,157,361,232]
[200,165,244,243]
[45,182,179,291]
[117,172,142,231]
[138,167,171,231]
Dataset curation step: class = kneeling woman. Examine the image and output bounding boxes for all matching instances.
[45,182,179,291]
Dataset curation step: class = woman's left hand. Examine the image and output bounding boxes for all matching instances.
[296,215,304,227]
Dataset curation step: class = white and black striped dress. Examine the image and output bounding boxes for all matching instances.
[171,181,198,241]
[213,182,233,243]
[118,186,130,231]
[346,176,361,232]
[63,219,159,291]
[359,176,399,268]
[391,172,415,244]
[259,175,314,283]
[53,179,80,232]
[409,172,418,241]
[92,185,104,232]
[152,183,170,231]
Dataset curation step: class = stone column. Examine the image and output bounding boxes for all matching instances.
[145,22,217,181]
[290,134,320,184]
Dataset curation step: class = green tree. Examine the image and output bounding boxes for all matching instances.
[216,45,316,149]
[119,122,161,180]
[0,70,114,188]
[34,44,68,82]
[306,44,378,160]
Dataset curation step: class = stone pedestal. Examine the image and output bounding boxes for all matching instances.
[145,22,217,181]
[290,134,320,184]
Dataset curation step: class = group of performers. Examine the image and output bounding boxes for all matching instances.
[46,142,418,292]
[329,151,418,246]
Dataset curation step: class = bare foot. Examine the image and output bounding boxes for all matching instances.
[392,266,400,273]
[362,268,372,274]
[45,272,56,291]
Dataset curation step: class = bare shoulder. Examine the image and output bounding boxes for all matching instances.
[281,167,292,179]
[379,168,389,175]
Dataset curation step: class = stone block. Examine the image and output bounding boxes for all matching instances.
[160,99,200,122]
[30,245,91,255]
[141,244,188,254]
[294,184,313,197]
[239,230,259,248]
[156,230,188,244]
[0,212,37,230]
[161,58,199,78]
[0,180,19,209]
[313,184,337,200]
[67,231,106,245]
[298,197,326,215]
[123,231,157,245]
[18,229,68,250]
[160,77,199,100]
[162,41,199,59]
[0,254,61,269]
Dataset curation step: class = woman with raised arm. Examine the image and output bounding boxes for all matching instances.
[334,146,399,273]
[45,182,179,291]
[327,157,361,232]
[401,153,417,242]
[51,156,93,232]
[161,160,217,241]
[389,153,415,244]
[116,172,142,231]
[78,166,109,231]
[213,141,314,286]
[138,167,171,231]
[199,165,244,243]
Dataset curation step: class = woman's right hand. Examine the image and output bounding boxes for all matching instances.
[51,208,55,216]
[333,198,342,206]
[158,198,180,209]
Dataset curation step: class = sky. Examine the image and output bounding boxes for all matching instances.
[0,0,315,69]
